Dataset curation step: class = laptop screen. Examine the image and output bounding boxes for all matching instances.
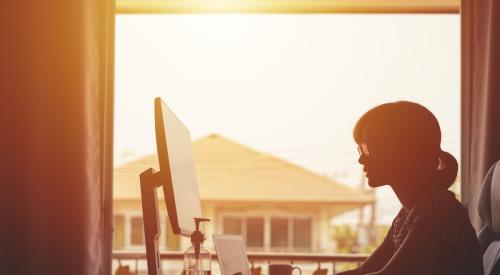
[213,235,251,275]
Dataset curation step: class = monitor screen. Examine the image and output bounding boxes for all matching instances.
[155,97,202,236]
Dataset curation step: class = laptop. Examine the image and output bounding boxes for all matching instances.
[213,234,252,275]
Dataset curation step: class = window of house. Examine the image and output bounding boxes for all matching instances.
[165,218,181,250]
[246,218,264,248]
[223,215,313,250]
[115,213,180,250]
[293,218,312,249]
[222,216,265,248]
[271,218,289,249]
[223,217,243,235]
[113,215,125,250]
[270,217,312,251]
[130,216,145,246]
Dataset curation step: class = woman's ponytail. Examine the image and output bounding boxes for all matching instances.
[436,151,458,190]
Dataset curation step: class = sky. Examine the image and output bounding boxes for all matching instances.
[114,14,460,224]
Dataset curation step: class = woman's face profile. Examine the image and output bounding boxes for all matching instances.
[358,136,407,188]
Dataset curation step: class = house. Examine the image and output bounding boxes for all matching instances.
[113,134,375,252]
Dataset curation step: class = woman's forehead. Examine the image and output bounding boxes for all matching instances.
[361,127,396,143]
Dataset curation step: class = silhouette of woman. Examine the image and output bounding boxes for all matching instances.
[337,101,483,275]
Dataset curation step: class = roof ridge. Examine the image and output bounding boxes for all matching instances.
[113,133,375,204]
[195,134,362,193]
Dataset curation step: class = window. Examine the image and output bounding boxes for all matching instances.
[222,216,264,248]
[222,215,312,251]
[165,218,181,250]
[223,217,243,235]
[246,218,264,248]
[115,14,459,254]
[271,218,289,249]
[115,213,180,250]
[130,216,145,246]
[270,217,312,251]
[293,218,312,249]
[113,215,125,250]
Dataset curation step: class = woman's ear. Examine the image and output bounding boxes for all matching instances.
[436,157,443,169]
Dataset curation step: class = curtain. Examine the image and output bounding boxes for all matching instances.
[0,0,114,274]
[461,0,500,231]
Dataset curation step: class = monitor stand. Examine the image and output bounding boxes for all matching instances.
[140,168,163,275]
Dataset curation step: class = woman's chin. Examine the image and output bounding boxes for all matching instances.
[367,177,384,187]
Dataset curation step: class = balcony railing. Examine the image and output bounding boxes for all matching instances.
[113,251,369,275]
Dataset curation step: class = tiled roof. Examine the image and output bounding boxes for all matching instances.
[114,134,374,205]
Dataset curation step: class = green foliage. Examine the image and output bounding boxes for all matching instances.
[331,224,390,254]
[331,224,391,272]
[331,225,358,253]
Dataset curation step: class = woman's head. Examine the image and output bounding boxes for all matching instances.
[353,101,457,190]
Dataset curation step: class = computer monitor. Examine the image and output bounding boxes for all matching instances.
[140,97,202,275]
[155,97,202,236]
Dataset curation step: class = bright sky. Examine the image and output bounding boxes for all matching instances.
[114,14,459,223]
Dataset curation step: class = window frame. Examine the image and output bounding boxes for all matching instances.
[113,211,171,250]
[220,214,266,250]
[129,215,146,248]
[115,0,459,14]
[220,212,315,252]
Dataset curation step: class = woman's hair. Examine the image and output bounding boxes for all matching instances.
[353,101,458,190]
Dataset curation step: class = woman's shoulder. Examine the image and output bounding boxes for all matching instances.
[408,190,479,248]
[411,190,467,222]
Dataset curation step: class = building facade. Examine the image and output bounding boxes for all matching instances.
[113,134,375,253]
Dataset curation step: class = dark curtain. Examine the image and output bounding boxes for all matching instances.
[0,0,114,274]
[461,0,500,231]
